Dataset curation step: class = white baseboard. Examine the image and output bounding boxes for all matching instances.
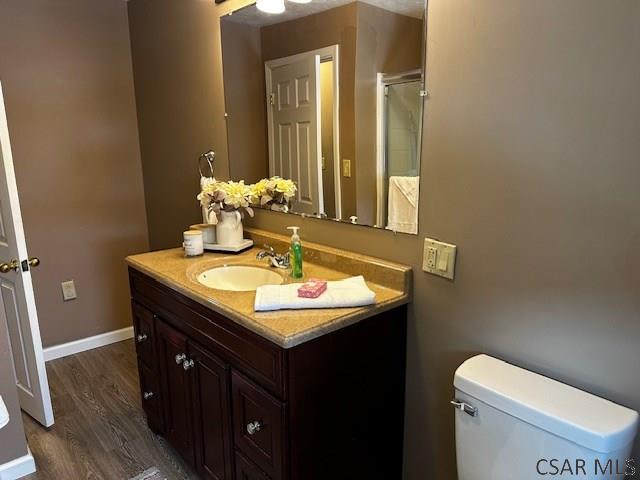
[43,326,134,362]
[0,448,36,480]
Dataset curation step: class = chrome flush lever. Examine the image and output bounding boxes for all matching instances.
[451,399,478,417]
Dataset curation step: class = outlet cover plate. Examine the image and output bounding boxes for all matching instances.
[423,238,457,280]
[61,280,77,301]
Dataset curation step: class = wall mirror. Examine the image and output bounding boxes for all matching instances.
[221,0,426,234]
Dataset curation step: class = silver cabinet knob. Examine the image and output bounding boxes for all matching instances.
[175,353,186,365]
[143,391,154,400]
[246,421,262,435]
[182,359,195,370]
[136,333,148,343]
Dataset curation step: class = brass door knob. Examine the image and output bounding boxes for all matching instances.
[28,257,40,268]
[0,259,20,273]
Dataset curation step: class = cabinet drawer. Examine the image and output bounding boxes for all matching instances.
[138,362,163,432]
[232,371,285,480]
[235,450,272,480]
[132,301,157,368]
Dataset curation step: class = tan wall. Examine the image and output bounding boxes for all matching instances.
[130,0,640,477]
[221,21,269,184]
[128,0,246,249]
[0,0,149,349]
[354,3,423,225]
[260,3,359,218]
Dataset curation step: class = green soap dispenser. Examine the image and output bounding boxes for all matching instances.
[287,226,303,279]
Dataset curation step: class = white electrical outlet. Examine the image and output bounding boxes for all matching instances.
[61,280,77,301]
[426,247,438,269]
[423,238,457,280]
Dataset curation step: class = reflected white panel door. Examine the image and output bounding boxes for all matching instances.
[267,54,324,215]
[0,82,53,427]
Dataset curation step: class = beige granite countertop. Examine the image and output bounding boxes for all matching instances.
[126,230,411,348]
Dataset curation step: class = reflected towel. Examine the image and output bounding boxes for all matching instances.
[254,276,376,312]
[387,176,419,234]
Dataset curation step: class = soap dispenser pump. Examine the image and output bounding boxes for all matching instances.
[287,226,303,279]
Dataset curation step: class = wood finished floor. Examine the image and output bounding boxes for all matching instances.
[22,339,199,479]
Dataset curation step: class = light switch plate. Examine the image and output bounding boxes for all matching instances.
[342,159,352,177]
[61,280,77,301]
[423,238,457,280]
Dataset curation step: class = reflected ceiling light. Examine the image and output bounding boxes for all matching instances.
[288,0,312,3]
[257,0,285,14]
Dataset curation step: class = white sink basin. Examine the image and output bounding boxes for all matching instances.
[196,265,283,292]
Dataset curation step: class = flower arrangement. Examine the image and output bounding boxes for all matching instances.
[251,176,297,212]
[197,179,254,225]
[197,176,297,223]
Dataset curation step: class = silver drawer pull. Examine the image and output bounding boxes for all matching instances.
[451,399,478,417]
[182,359,195,370]
[246,421,262,435]
[143,391,154,400]
[136,333,148,343]
[175,353,186,365]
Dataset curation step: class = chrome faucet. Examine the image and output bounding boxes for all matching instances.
[256,244,290,269]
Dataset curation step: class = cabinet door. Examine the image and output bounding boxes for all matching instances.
[189,341,233,480]
[131,301,156,368]
[138,361,164,433]
[156,320,194,464]
[235,451,271,480]
[232,371,285,480]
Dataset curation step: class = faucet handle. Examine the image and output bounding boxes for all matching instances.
[262,244,275,253]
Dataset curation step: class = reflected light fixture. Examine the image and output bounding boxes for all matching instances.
[288,0,312,3]
[256,0,285,14]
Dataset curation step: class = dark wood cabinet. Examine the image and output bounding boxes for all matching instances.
[189,341,233,480]
[231,371,286,480]
[156,319,194,464]
[235,451,271,480]
[129,268,407,480]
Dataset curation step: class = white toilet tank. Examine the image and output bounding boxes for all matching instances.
[453,355,638,480]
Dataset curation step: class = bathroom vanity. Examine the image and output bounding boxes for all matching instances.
[127,229,411,480]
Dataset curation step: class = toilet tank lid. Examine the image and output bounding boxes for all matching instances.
[454,355,639,454]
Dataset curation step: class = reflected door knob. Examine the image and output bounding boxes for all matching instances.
[28,257,40,268]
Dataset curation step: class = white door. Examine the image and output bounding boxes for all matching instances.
[267,54,324,215]
[0,82,53,427]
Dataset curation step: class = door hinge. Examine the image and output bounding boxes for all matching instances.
[269,93,275,106]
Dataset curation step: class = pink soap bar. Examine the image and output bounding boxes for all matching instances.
[297,279,328,298]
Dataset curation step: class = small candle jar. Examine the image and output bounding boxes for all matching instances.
[183,230,204,257]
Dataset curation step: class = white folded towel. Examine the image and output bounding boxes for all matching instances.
[254,276,376,312]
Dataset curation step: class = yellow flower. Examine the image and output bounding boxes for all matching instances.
[220,180,251,208]
[274,178,297,199]
[251,179,269,197]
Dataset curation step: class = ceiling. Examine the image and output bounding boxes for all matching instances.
[224,0,425,27]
